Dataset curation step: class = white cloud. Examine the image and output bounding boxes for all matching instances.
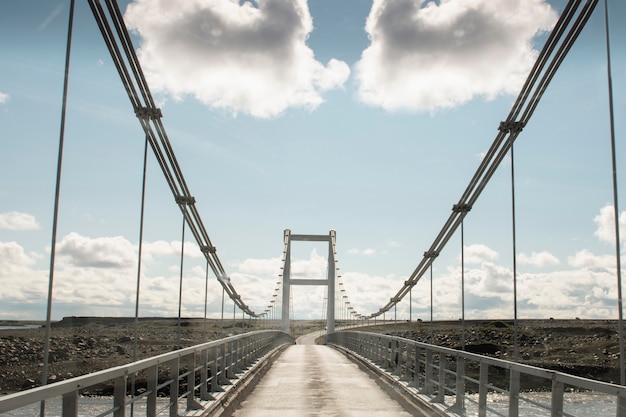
[341,271,405,318]
[347,248,378,256]
[124,0,350,118]
[56,232,136,269]
[3,204,625,320]
[518,251,560,267]
[238,256,282,276]
[355,0,557,112]
[463,243,498,264]
[143,239,203,260]
[0,241,39,280]
[0,232,220,319]
[0,211,39,230]
[568,249,616,271]
[0,242,47,316]
[594,204,626,245]
[0,92,9,104]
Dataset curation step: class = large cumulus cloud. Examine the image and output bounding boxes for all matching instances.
[356,0,557,112]
[124,0,350,118]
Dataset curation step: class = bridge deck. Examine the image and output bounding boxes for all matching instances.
[230,341,427,417]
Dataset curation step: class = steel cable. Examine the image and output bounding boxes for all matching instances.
[370,0,598,318]
[87,0,256,315]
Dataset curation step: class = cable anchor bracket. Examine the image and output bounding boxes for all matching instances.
[135,106,163,121]
[498,120,525,134]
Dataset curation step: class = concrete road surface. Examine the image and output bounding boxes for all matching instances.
[230,342,425,417]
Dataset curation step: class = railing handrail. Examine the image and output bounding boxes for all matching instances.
[328,330,626,417]
[0,330,293,415]
[342,330,626,395]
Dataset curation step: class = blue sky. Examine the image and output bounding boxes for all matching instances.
[1,0,625,322]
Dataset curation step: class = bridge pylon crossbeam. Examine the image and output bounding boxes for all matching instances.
[281,229,336,334]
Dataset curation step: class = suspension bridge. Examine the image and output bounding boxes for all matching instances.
[1,0,625,415]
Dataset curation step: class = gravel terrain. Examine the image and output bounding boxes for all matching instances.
[0,317,622,394]
[0,317,259,394]
[368,318,622,386]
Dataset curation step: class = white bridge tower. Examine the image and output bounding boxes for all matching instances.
[281,229,336,334]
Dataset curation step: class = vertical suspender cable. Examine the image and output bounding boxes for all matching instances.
[430,263,434,343]
[603,0,624,386]
[461,220,466,351]
[394,303,397,325]
[41,2,74,416]
[221,287,225,327]
[409,287,412,324]
[177,215,186,349]
[204,260,209,341]
[131,134,149,417]
[511,143,520,362]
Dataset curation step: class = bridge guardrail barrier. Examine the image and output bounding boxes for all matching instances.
[0,330,293,417]
[328,330,626,417]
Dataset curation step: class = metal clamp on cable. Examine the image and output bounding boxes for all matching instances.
[424,250,439,258]
[452,203,472,213]
[498,120,524,134]
[175,195,196,205]
[200,245,216,254]
[134,106,162,120]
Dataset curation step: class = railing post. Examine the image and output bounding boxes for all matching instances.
[478,362,488,417]
[234,339,241,375]
[393,340,402,377]
[246,336,254,367]
[508,369,520,417]
[200,349,213,401]
[451,356,465,413]
[242,337,249,369]
[113,375,127,417]
[412,345,421,389]
[61,391,78,417]
[435,353,446,403]
[618,394,626,417]
[147,364,158,417]
[422,349,433,396]
[221,343,229,383]
[551,377,564,417]
[229,340,238,376]
[399,341,408,380]
[186,353,202,411]
[169,358,179,417]
[211,345,222,391]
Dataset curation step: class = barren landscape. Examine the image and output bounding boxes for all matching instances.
[0,317,621,394]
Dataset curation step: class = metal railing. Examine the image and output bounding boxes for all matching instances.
[0,330,293,417]
[328,331,626,417]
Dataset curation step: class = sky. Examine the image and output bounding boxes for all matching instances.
[1,0,625,323]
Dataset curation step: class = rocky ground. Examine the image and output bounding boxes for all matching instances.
[0,317,266,394]
[367,318,622,387]
[0,317,622,394]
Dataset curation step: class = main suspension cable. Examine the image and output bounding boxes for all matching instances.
[87,0,256,316]
[369,0,599,318]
